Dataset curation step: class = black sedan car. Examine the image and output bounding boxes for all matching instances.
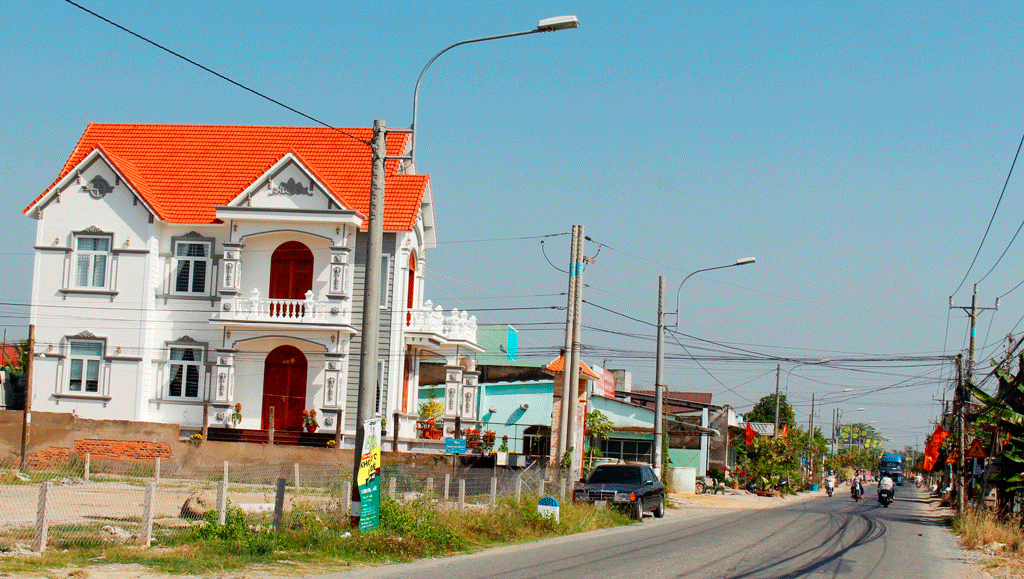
[572,464,666,520]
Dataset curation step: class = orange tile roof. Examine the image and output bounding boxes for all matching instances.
[25,124,429,231]
[545,355,602,380]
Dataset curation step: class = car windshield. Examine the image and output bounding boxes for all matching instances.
[587,466,642,484]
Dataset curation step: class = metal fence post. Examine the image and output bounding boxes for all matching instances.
[268,407,275,445]
[223,460,229,486]
[343,481,352,514]
[515,476,522,501]
[458,479,466,510]
[84,452,90,482]
[389,476,397,500]
[490,477,497,504]
[426,476,434,498]
[539,478,545,497]
[141,482,155,547]
[155,456,161,484]
[32,481,49,553]
[294,463,300,489]
[444,473,451,502]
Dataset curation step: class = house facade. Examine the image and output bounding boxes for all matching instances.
[23,124,480,447]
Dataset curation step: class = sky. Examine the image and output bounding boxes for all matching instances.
[3,1,1024,451]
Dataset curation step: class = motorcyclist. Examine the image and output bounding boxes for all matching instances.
[879,475,895,499]
[851,474,863,500]
[825,471,836,496]
[914,473,923,488]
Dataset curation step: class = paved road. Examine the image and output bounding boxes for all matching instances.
[318,485,982,579]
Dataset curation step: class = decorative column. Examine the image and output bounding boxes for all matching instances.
[220,243,242,296]
[212,350,235,404]
[443,362,463,419]
[326,245,352,323]
[460,368,480,421]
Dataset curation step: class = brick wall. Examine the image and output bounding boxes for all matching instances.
[73,439,173,461]
[27,446,71,468]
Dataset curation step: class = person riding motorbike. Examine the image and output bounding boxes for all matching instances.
[915,473,923,488]
[825,471,836,497]
[878,475,895,506]
[851,474,865,501]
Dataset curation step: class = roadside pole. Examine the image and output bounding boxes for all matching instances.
[19,324,35,470]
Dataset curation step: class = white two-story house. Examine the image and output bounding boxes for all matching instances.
[23,123,481,448]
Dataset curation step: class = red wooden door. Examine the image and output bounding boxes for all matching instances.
[269,241,314,299]
[261,345,307,430]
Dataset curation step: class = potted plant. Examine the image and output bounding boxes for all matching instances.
[418,397,445,439]
[303,409,319,432]
[482,430,496,454]
[230,403,242,427]
[465,428,482,449]
[495,435,510,465]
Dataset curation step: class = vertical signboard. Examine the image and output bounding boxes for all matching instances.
[357,418,382,532]
[597,369,616,398]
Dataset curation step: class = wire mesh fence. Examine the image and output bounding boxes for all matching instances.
[0,453,569,553]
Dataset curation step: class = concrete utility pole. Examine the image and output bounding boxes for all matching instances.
[949,283,997,512]
[653,276,666,477]
[351,120,387,528]
[19,324,34,470]
[566,226,585,478]
[773,364,781,437]
[808,392,815,482]
[557,225,581,466]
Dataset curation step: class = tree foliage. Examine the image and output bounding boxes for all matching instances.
[746,393,795,429]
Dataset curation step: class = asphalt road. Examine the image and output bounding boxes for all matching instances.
[317,485,983,579]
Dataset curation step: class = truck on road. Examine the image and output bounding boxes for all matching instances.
[879,452,904,486]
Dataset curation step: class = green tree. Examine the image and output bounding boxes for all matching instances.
[584,409,613,469]
[966,351,1024,513]
[745,393,795,431]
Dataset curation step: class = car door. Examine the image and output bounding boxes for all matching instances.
[641,466,659,508]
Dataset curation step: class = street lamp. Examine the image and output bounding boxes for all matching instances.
[835,407,866,451]
[652,257,756,477]
[409,15,580,165]
[352,16,579,528]
[779,359,832,438]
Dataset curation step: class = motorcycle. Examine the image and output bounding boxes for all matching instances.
[825,481,835,497]
[878,487,893,507]
[851,482,863,502]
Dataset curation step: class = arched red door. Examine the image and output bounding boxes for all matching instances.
[261,345,307,430]
[270,241,314,300]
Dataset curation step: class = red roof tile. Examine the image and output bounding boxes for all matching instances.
[545,355,602,380]
[26,124,429,231]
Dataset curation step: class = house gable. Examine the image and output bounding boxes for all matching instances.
[231,153,350,213]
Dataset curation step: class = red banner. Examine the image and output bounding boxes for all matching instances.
[745,420,755,445]
[923,425,949,472]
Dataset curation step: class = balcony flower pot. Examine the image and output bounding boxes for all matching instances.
[306,425,318,433]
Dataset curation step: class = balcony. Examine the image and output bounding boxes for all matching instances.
[406,300,479,343]
[214,288,353,330]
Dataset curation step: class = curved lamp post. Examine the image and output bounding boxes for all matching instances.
[835,407,866,451]
[410,15,580,165]
[652,257,756,477]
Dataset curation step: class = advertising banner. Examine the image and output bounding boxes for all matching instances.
[357,418,382,532]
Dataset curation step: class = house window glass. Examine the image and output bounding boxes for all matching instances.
[168,347,203,398]
[174,242,210,294]
[75,236,110,288]
[68,341,103,393]
[599,438,653,464]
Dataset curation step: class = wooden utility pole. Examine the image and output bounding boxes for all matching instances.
[19,324,35,470]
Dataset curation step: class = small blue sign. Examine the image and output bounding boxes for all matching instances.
[538,496,560,507]
[445,438,467,455]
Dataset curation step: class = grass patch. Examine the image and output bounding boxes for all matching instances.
[0,493,633,576]
[951,509,1024,553]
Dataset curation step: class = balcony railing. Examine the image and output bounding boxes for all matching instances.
[407,300,478,342]
[219,288,349,324]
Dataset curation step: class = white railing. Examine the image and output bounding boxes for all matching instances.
[220,288,346,324]
[407,300,478,342]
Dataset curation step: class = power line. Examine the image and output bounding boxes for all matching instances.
[951,129,1024,295]
[63,0,369,146]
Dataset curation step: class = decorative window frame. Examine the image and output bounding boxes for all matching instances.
[72,228,113,290]
[379,255,391,309]
[165,337,208,401]
[170,233,215,296]
[62,332,107,397]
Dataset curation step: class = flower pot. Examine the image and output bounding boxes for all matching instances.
[306,425,318,433]
[732,481,740,490]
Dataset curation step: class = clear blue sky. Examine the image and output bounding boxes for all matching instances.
[3,1,1023,451]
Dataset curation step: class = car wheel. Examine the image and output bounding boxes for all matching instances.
[653,496,665,518]
[632,499,644,521]
[695,481,706,494]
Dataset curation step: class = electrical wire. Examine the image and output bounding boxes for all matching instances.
[951,130,1024,295]
[63,0,370,147]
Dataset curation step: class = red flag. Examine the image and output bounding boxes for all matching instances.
[781,424,789,437]
[745,420,755,445]
[923,425,949,472]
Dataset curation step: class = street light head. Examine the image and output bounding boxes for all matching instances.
[856,408,865,411]
[841,388,853,392]
[537,15,580,31]
[736,257,756,265]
